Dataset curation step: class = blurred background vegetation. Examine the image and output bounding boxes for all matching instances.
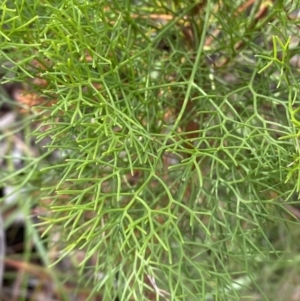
[1,0,300,300]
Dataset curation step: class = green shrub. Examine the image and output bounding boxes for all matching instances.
[1,1,300,300]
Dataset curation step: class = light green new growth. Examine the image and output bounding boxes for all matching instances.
[1,0,300,300]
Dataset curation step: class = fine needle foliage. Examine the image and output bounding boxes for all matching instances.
[1,0,300,300]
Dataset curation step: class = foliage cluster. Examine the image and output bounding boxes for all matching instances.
[1,1,300,300]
